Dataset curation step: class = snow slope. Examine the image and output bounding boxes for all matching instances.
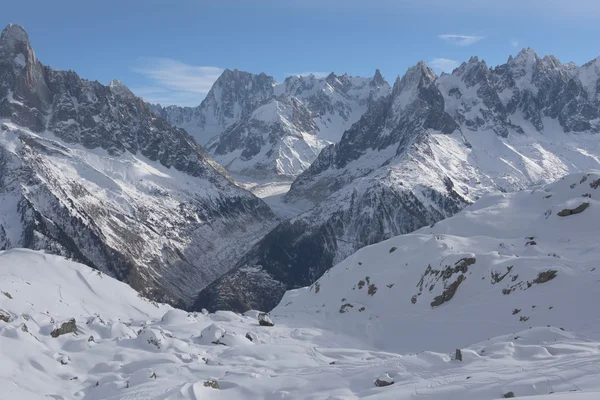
[3,186,600,400]
[276,171,600,353]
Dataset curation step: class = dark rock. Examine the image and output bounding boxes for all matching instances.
[557,202,589,216]
[339,303,354,313]
[455,348,463,361]
[532,270,558,284]
[258,312,274,327]
[367,284,378,296]
[431,275,465,307]
[0,310,10,323]
[51,318,77,338]
[375,373,394,387]
[503,391,515,398]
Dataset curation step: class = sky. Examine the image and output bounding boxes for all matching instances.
[3,0,600,107]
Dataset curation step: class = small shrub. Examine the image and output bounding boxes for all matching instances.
[411,295,417,304]
[2,291,12,299]
[386,283,394,288]
[519,316,529,322]
[358,280,365,289]
[512,309,521,315]
[503,392,515,398]
[389,247,397,253]
[314,282,321,293]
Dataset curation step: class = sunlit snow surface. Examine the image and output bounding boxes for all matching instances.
[2,172,600,399]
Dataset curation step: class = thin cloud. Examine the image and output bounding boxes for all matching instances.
[511,40,520,48]
[131,58,223,106]
[286,71,329,78]
[429,58,460,74]
[438,34,484,46]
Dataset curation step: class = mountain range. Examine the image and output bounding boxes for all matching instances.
[1,24,600,317]
[151,69,390,179]
[194,50,600,312]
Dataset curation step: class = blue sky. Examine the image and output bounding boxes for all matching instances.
[3,0,600,106]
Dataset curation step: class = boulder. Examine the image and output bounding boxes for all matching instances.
[258,313,274,327]
[51,318,77,338]
[375,373,394,387]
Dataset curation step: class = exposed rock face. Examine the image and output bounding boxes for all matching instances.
[0,24,277,306]
[195,50,600,313]
[557,202,589,216]
[153,70,391,178]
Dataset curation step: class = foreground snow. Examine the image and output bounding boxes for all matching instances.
[3,181,600,400]
[2,172,600,399]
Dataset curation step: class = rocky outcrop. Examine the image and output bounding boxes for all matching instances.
[557,202,589,216]
[51,318,77,338]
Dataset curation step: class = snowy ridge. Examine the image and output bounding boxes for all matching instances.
[196,51,600,313]
[277,171,600,351]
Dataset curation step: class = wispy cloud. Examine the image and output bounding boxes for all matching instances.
[429,58,460,74]
[286,71,329,78]
[511,40,520,48]
[438,34,484,46]
[131,58,223,106]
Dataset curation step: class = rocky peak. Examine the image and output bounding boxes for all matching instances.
[0,23,39,70]
[325,71,337,84]
[0,24,51,129]
[109,79,136,100]
[371,69,386,87]
[454,57,490,87]
[0,24,31,55]
[391,61,436,99]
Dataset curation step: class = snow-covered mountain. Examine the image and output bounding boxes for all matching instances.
[152,70,391,179]
[276,171,600,352]
[2,172,600,399]
[195,52,600,313]
[0,24,277,307]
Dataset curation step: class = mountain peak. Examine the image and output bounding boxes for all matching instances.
[514,47,539,61]
[0,24,34,62]
[109,79,136,100]
[0,24,30,49]
[372,68,386,86]
[392,61,436,95]
[325,72,337,83]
